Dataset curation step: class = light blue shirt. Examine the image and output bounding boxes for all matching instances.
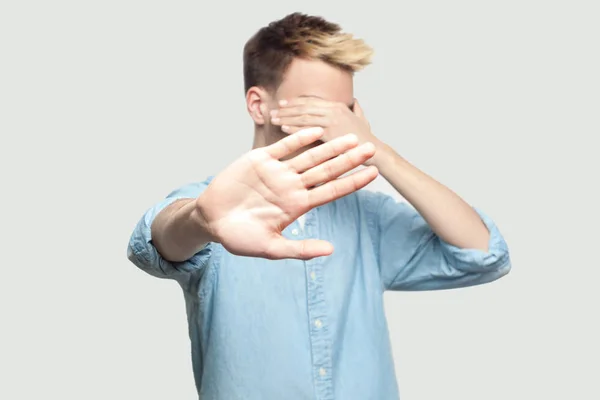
[127,176,511,399]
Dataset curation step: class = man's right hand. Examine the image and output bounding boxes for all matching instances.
[196,127,378,260]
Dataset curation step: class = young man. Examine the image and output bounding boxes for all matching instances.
[127,12,511,400]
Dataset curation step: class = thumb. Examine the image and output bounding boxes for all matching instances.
[353,99,366,120]
[265,236,334,260]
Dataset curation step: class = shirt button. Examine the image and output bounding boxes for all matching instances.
[314,319,322,328]
[291,228,299,236]
[319,367,327,377]
[310,271,316,281]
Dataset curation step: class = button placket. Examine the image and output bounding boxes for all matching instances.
[303,209,334,399]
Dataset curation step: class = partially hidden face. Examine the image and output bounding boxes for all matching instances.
[269,57,355,149]
[274,57,355,110]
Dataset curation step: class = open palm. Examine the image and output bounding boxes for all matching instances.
[197,127,378,260]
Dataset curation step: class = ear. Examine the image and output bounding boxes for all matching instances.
[246,86,271,125]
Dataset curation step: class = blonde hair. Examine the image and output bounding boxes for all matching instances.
[243,12,373,92]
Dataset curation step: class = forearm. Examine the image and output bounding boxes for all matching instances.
[151,197,214,262]
[372,142,490,252]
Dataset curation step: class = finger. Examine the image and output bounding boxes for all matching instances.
[279,97,333,108]
[274,116,329,131]
[279,125,309,135]
[307,165,379,208]
[265,127,324,159]
[271,106,329,119]
[286,133,359,173]
[301,142,376,188]
[264,237,334,260]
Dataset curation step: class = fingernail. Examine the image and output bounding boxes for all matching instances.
[279,99,288,106]
[282,125,289,132]
[271,117,280,123]
[270,109,278,116]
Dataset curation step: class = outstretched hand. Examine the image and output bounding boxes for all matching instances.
[197,127,378,260]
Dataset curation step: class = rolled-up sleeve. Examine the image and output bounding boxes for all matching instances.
[363,191,511,291]
[127,180,213,281]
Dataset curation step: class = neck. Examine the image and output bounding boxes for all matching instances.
[252,127,269,150]
[252,126,285,149]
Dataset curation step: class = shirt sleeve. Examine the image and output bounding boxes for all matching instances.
[362,191,511,291]
[126,179,214,281]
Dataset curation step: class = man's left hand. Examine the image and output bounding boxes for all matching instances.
[270,98,382,165]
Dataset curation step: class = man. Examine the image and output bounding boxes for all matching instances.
[127,12,511,400]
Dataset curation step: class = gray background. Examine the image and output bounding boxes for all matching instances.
[1,0,598,399]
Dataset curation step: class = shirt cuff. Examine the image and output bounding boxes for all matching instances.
[438,207,511,274]
[127,196,211,278]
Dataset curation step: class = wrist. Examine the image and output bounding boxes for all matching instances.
[368,139,393,168]
[191,194,219,244]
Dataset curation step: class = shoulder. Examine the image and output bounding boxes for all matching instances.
[354,189,416,226]
[323,189,390,226]
[354,188,393,213]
